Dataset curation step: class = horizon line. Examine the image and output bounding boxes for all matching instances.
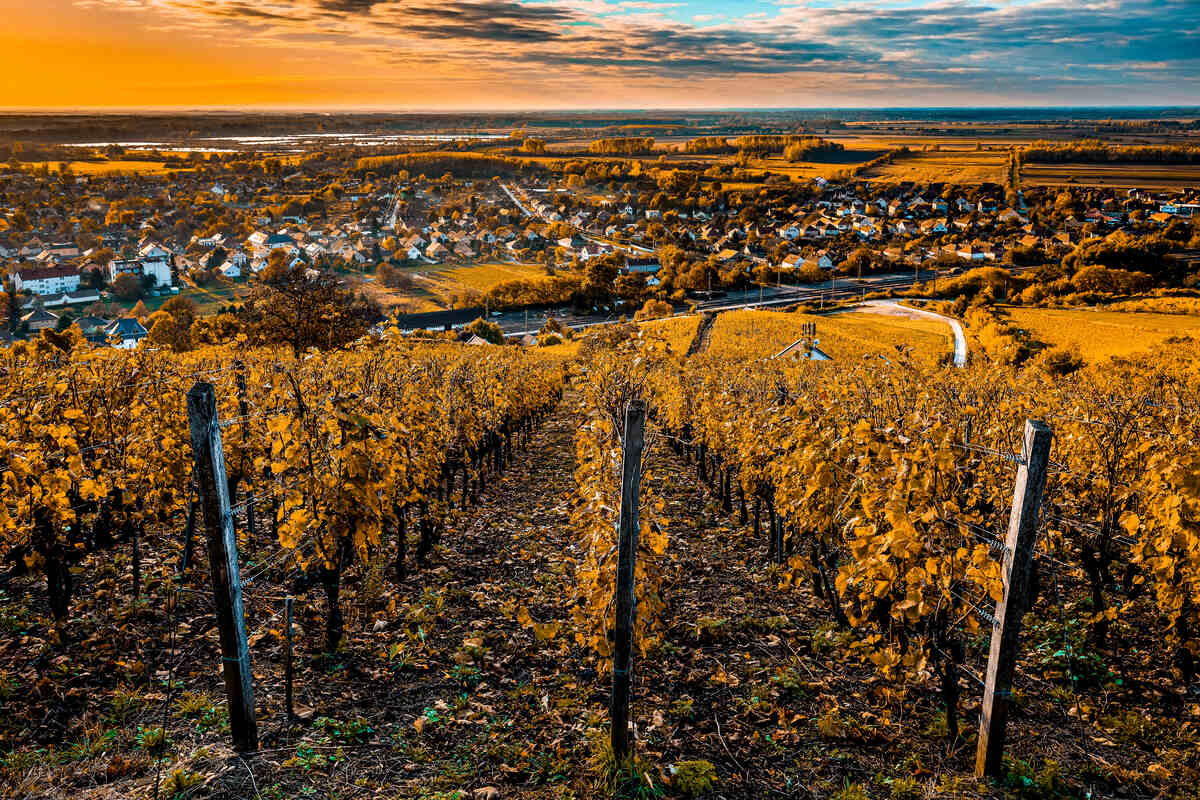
[0,104,1198,116]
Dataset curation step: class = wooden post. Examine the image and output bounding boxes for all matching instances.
[611,399,646,766]
[187,381,259,754]
[394,503,407,582]
[131,522,141,601]
[975,419,1052,778]
[284,596,295,722]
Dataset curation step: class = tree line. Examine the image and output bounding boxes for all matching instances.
[1022,139,1200,163]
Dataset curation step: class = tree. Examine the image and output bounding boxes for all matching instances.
[463,317,504,345]
[190,312,242,346]
[841,247,873,276]
[584,253,622,298]
[144,310,192,351]
[111,273,143,301]
[377,263,414,290]
[160,295,198,329]
[539,316,572,340]
[614,271,648,302]
[3,279,20,334]
[520,138,547,154]
[1072,266,1152,295]
[246,263,380,358]
[267,247,290,273]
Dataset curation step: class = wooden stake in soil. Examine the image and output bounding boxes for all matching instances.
[975,418,1052,778]
[180,475,199,575]
[284,596,295,722]
[611,399,646,765]
[187,381,259,753]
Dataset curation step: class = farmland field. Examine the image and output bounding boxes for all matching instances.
[353,261,550,312]
[24,159,187,175]
[1003,306,1200,362]
[1021,162,1200,190]
[418,262,549,293]
[860,148,1010,183]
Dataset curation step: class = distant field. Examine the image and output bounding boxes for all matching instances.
[750,149,888,180]
[817,309,954,365]
[1021,162,1200,190]
[1003,306,1200,362]
[860,148,1009,184]
[703,308,953,364]
[353,261,550,313]
[170,280,248,315]
[24,160,186,175]
[420,262,548,293]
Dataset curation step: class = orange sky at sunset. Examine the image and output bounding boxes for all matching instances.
[0,2,371,109]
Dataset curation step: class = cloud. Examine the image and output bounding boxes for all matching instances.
[77,0,1200,103]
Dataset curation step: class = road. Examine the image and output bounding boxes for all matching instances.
[854,299,969,367]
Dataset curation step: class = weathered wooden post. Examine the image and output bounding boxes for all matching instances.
[976,419,1052,778]
[187,381,258,753]
[611,399,646,766]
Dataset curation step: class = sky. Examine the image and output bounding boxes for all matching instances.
[0,0,1196,110]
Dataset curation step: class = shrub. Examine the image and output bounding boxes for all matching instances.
[1039,346,1085,375]
[831,782,869,800]
[634,299,673,321]
[588,728,663,799]
[887,777,922,800]
[135,725,169,754]
[671,760,717,796]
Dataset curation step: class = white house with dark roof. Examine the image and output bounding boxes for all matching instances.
[14,264,81,296]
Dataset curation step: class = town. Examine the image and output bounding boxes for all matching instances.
[3,136,1198,349]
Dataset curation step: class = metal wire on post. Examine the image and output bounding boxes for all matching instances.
[151,584,184,800]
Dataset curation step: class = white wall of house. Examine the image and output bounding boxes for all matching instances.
[15,271,81,296]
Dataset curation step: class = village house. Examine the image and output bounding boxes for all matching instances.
[105,317,149,349]
[42,288,102,308]
[13,264,81,296]
[108,254,172,288]
[21,307,59,332]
